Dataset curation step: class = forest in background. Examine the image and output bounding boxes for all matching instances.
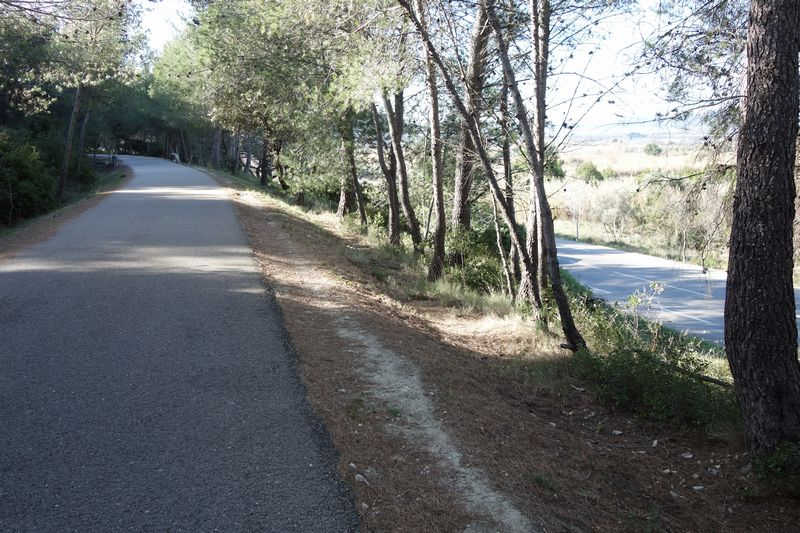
[2,0,800,469]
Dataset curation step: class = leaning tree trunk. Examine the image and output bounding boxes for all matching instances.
[724,0,800,453]
[452,3,491,232]
[382,90,422,251]
[397,0,542,320]
[371,104,401,246]
[485,0,584,350]
[417,0,446,281]
[58,84,82,201]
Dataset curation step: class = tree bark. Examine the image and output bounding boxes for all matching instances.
[274,140,290,190]
[211,128,223,168]
[485,0,584,349]
[452,3,491,232]
[382,90,422,251]
[260,137,272,186]
[396,0,541,319]
[417,0,446,281]
[231,130,240,174]
[244,140,252,177]
[492,195,515,299]
[724,0,800,453]
[179,129,189,165]
[531,0,550,293]
[339,111,367,228]
[58,84,82,201]
[76,108,91,176]
[501,66,523,287]
[371,103,401,246]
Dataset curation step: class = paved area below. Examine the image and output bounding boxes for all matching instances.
[557,238,800,344]
[0,156,358,531]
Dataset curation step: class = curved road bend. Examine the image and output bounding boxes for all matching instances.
[556,237,800,345]
[0,156,358,531]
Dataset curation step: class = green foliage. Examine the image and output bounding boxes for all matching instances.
[644,143,663,156]
[573,347,735,427]
[0,128,57,225]
[545,148,565,179]
[446,228,506,293]
[561,270,738,428]
[576,161,604,184]
[755,441,800,496]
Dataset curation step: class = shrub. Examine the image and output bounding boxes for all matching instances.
[545,148,565,179]
[0,128,57,225]
[576,161,604,184]
[445,227,507,293]
[573,347,736,427]
[644,143,663,156]
[756,441,800,496]
[561,270,738,428]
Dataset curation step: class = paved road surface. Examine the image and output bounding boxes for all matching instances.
[0,156,358,531]
[557,238,800,344]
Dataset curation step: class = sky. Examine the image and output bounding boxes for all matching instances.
[138,0,194,53]
[136,0,706,141]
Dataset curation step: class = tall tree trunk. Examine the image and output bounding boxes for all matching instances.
[76,109,91,176]
[336,142,354,219]
[382,90,422,251]
[371,104,401,245]
[493,195,515,299]
[211,128,223,168]
[397,0,541,320]
[485,0,584,349]
[452,3,491,232]
[260,137,272,186]
[339,112,367,227]
[231,130,241,174]
[417,0,446,281]
[58,84,82,201]
[501,66,523,287]
[274,140,290,190]
[179,129,189,164]
[528,0,558,293]
[724,0,800,453]
[244,139,252,177]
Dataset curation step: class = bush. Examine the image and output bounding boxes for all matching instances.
[0,128,57,225]
[644,143,663,156]
[576,161,604,184]
[573,347,736,427]
[756,441,800,496]
[445,227,507,293]
[561,270,738,428]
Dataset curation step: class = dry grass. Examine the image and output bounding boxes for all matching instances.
[561,141,733,176]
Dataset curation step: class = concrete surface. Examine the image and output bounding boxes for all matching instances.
[557,237,800,344]
[0,156,358,532]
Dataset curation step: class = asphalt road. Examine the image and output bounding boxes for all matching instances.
[557,237,800,344]
[0,156,358,531]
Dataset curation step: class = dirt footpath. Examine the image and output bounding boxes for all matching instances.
[221,181,799,532]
